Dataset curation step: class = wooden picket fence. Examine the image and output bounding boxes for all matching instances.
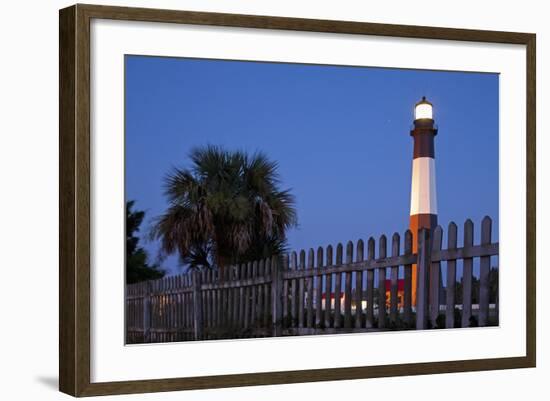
[126,217,499,343]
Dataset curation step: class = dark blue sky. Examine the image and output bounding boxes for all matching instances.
[125,55,499,275]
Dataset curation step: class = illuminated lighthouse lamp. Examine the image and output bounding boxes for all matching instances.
[414,96,433,120]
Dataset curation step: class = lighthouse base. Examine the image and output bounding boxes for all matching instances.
[409,213,437,307]
[409,214,437,235]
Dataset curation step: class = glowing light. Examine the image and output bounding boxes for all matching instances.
[414,97,433,120]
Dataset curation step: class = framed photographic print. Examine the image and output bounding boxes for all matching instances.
[59,4,536,397]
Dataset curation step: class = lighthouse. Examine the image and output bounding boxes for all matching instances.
[409,97,438,305]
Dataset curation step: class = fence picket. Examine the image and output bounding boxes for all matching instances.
[223,267,230,330]
[290,251,298,327]
[282,255,289,327]
[176,276,181,339]
[355,240,365,328]
[152,279,158,342]
[324,245,333,328]
[271,256,282,336]
[251,261,258,328]
[264,258,271,330]
[298,250,306,329]
[390,233,400,325]
[236,264,244,330]
[223,267,229,331]
[403,230,413,327]
[170,276,175,340]
[430,226,443,327]
[344,241,353,328]
[416,228,430,330]
[180,277,185,340]
[366,238,375,329]
[258,261,264,332]
[334,244,343,329]
[232,266,238,331]
[306,249,315,328]
[244,262,253,329]
[187,275,193,340]
[180,276,185,340]
[169,276,174,340]
[162,279,166,341]
[192,271,203,340]
[462,220,474,328]
[315,247,324,328]
[143,281,151,342]
[208,270,214,336]
[160,278,166,341]
[378,235,387,329]
[479,216,492,326]
[495,277,499,328]
[445,222,458,328]
[229,267,235,333]
[153,279,159,342]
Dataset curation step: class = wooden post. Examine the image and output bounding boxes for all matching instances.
[366,238,375,329]
[378,235,387,329]
[445,222,458,328]
[143,281,152,342]
[403,230,413,327]
[416,228,430,330]
[462,219,474,327]
[430,226,442,327]
[479,216,492,326]
[390,233,400,325]
[271,256,283,336]
[192,270,203,340]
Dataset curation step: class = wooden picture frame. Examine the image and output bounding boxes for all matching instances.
[59,3,536,397]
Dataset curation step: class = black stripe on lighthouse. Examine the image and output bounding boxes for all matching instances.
[412,131,435,159]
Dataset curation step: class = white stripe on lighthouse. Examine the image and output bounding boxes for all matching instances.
[410,157,438,215]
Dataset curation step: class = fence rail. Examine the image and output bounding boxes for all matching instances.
[126,217,499,343]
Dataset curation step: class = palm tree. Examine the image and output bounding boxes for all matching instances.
[151,145,298,274]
